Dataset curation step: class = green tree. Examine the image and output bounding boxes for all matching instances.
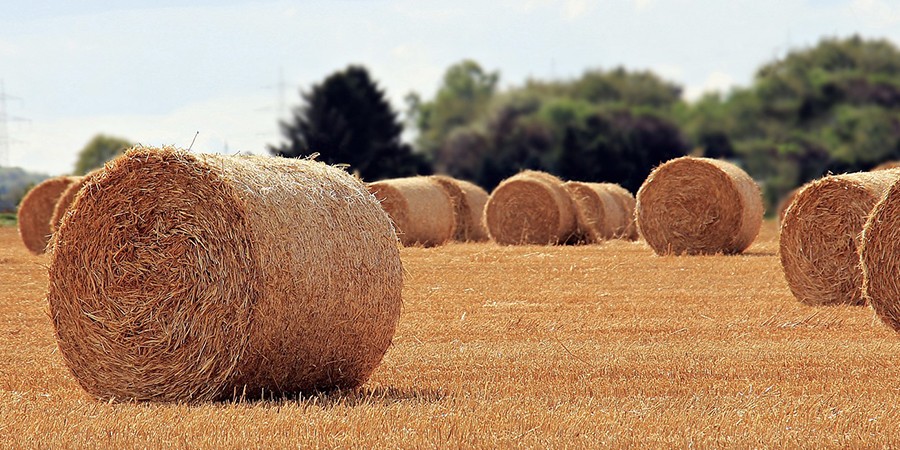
[270,65,429,180]
[73,134,132,175]
[557,110,688,192]
[410,60,499,159]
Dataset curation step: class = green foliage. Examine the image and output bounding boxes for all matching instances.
[0,212,15,226]
[678,35,900,210]
[557,110,688,192]
[0,167,47,213]
[408,63,689,189]
[270,65,429,180]
[73,134,132,175]
[410,60,499,157]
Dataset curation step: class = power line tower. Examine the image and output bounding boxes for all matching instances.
[0,80,29,167]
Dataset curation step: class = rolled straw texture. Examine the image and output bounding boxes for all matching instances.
[781,170,900,306]
[596,183,638,240]
[430,175,489,242]
[776,186,803,226]
[636,157,763,255]
[48,147,403,402]
[368,177,456,247]
[873,161,900,171]
[562,181,624,243]
[484,170,576,245]
[50,170,102,234]
[862,175,900,331]
[17,175,81,255]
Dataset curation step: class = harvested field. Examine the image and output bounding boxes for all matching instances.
[3,222,900,447]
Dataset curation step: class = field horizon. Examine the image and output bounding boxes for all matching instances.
[3,221,900,447]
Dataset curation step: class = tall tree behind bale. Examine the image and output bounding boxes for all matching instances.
[636,157,763,255]
[270,65,430,180]
[73,134,132,175]
[368,177,456,247]
[48,147,402,402]
[781,170,900,306]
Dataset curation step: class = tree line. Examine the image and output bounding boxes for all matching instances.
[272,35,900,211]
[61,35,900,214]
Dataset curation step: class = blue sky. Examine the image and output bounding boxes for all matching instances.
[1,0,899,174]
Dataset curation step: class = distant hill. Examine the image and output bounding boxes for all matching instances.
[0,167,49,213]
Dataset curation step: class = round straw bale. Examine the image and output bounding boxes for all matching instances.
[484,170,576,245]
[562,181,624,243]
[873,161,900,171]
[368,177,456,247]
[636,157,763,255]
[50,170,103,234]
[780,170,900,306]
[596,183,638,240]
[430,175,489,242]
[862,176,900,331]
[17,176,81,255]
[776,185,803,226]
[48,147,402,402]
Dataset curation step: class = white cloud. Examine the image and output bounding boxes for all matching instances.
[684,71,738,101]
[9,93,277,175]
[564,0,591,19]
[632,0,654,12]
[653,64,685,81]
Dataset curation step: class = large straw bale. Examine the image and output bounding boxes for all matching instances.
[636,157,763,255]
[562,181,625,243]
[48,147,402,402]
[368,177,456,247]
[862,175,900,331]
[781,170,900,306]
[50,170,102,234]
[17,176,81,255]
[484,170,576,245]
[430,175,489,242]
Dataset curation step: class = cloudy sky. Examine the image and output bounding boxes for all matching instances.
[1,0,899,174]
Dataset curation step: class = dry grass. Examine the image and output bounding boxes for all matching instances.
[3,222,900,447]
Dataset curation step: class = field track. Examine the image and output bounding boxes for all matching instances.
[3,221,900,447]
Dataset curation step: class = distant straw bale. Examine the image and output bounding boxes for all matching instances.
[862,175,900,331]
[872,161,900,171]
[50,170,102,234]
[597,183,638,240]
[368,177,456,247]
[776,185,804,226]
[636,157,763,255]
[430,175,489,242]
[17,176,81,255]
[562,181,624,243]
[484,170,575,245]
[781,170,900,306]
[48,147,402,402]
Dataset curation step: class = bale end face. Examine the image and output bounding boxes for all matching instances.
[779,175,892,306]
[636,157,763,256]
[485,172,574,245]
[17,176,81,255]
